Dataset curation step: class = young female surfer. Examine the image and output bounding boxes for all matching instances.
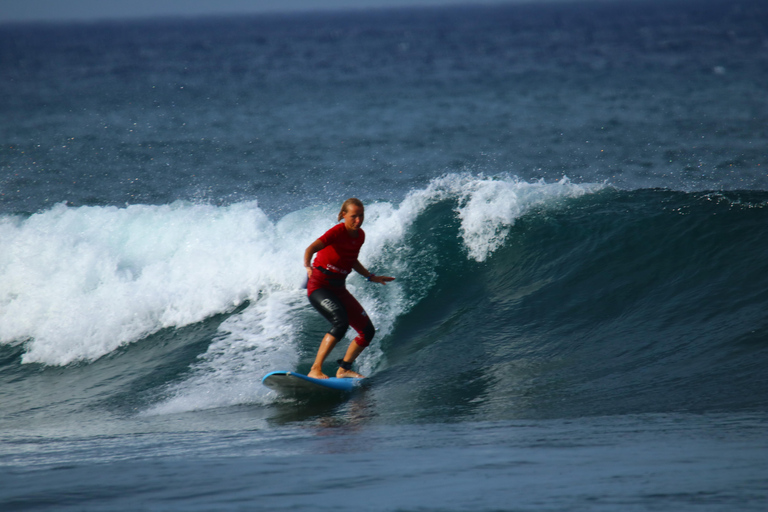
[304,198,395,379]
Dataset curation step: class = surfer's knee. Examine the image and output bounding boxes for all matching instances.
[329,321,349,340]
[354,322,375,348]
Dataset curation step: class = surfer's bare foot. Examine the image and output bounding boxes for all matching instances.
[308,367,329,379]
[336,368,365,379]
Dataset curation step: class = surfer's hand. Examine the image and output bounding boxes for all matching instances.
[306,266,313,279]
[371,275,395,285]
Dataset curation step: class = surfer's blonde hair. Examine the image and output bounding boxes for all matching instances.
[338,198,364,221]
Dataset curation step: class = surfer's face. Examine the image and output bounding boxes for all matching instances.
[342,204,364,232]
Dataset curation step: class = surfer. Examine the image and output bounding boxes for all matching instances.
[304,198,395,379]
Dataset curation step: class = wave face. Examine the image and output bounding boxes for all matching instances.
[379,185,768,420]
[1,175,767,420]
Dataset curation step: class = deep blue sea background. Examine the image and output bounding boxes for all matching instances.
[1,1,768,510]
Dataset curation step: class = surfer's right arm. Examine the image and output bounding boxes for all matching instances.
[304,239,326,279]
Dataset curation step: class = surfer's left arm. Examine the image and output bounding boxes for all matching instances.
[353,260,395,285]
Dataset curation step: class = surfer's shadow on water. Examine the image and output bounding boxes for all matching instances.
[264,388,375,429]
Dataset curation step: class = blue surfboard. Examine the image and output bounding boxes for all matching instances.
[262,371,363,395]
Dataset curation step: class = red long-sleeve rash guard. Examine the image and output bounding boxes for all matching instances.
[312,222,365,276]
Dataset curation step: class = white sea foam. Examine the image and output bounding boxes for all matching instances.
[0,200,311,365]
[401,173,604,261]
[145,289,303,414]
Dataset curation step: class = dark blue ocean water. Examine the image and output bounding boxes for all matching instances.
[2,1,768,510]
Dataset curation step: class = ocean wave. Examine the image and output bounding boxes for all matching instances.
[3,177,767,418]
[0,200,305,365]
[0,174,598,368]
